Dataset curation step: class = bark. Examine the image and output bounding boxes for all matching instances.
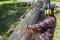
[8,0,44,40]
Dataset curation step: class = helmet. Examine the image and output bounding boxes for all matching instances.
[44,4,55,15]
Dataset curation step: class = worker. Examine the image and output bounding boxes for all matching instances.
[28,3,56,40]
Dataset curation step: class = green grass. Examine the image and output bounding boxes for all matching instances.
[53,12,60,40]
[51,0,60,2]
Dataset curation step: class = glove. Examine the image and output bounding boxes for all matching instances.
[28,25,36,34]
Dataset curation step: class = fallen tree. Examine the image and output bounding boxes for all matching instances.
[8,0,44,40]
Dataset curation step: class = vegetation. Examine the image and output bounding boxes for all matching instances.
[51,0,60,2]
[0,2,31,40]
[53,13,60,40]
[50,0,60,39]
[0,0,10,1]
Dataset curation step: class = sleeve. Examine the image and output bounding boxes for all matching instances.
[28,17,56,29]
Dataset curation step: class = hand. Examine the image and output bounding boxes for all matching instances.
[28,25,37,34]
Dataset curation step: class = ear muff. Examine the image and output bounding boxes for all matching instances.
[44,9,52,15]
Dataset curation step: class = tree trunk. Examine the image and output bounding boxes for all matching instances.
[8,0,44,40]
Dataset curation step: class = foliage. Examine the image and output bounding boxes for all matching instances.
[0,2,31,40]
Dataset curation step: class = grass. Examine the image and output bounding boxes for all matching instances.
[51,0,60,2]
[53,12,60,40]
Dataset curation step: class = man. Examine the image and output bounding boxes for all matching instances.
[28,4,56,40]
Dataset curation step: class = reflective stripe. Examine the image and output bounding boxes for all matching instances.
[44,9,52,15]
